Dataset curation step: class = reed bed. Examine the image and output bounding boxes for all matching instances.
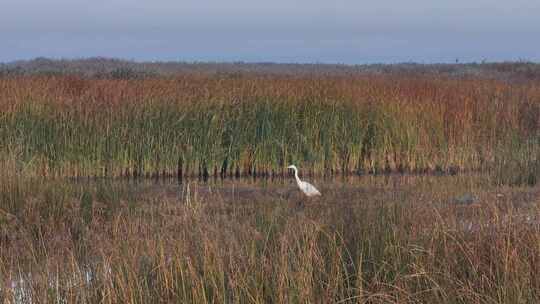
[2,67,539,303]
[1,169,540,303]
[0,74,539,182]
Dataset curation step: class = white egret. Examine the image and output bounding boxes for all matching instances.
[287,165,321,197]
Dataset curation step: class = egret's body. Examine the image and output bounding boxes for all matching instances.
[287,165,321,197]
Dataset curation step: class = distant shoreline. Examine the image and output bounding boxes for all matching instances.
[2,57,540,81]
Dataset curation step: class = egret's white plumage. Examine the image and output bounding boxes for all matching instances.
[287,165,321,197]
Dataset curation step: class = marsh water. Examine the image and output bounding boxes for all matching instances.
[66,173,491,202]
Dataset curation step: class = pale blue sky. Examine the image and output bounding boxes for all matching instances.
[1,0,539,63]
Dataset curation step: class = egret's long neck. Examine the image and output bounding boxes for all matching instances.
[294,168,301,185]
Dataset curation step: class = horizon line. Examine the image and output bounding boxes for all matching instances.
[2,56,539,67]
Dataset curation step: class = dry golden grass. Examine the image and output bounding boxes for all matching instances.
[1,172,539,303]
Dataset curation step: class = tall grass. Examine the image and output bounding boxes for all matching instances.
[0,75,539,182]
[1,173,540,303]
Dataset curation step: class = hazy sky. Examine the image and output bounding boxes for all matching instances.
[1,0,539,64]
